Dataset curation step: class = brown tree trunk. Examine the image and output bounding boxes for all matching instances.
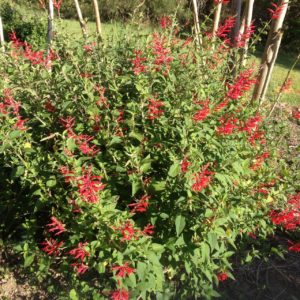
[230,0,243,48]
[252,0,289,103]
[92,0,102,38]
[240,0,255,66]
[0,16,4,52]
[74,0,88,39]
[212,1,223,37]
[192,0,202,46]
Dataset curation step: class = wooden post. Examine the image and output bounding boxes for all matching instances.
[212,1,223,37]
[47,0,54,49]
[192,0,202,46]
[230,0,243,48]
[252,0,289,103]
[92,0,102,38]
[74,0,88,39]
[240,0,255,66]
[0,16,4,52]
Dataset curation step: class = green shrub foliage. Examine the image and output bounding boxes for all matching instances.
[0,15,294,299]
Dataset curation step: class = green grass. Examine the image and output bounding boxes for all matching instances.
[59,18,300,106]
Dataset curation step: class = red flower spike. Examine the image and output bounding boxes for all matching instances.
[115,220,138,242]
[159,16,172,29]
[192,164,214,193]
[288,242,300,253]
[111,289,129,300]
[77,166,106,204]
[292,110,300,120]
[130,50,147,75]
[151,33,173,69]
[217,117,238,135]
[147,98,165,120]
[216,17,235,39]
[142,224,155,236]
[128,195,150,213]
[268,2,287,20]
[69,242,90,262]
[46,217,66,236]
[181,159,191,173]
[41,238,64,256]
[217,272,228,282]
[71,262,89,274]
[112,262,135,278]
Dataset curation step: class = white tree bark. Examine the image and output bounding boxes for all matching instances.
[252,0,289,102]
[92,0,102,38]
[47,0,54,48]
[0,16,4,52]
[192,0,202,46]
[74,0,88,39]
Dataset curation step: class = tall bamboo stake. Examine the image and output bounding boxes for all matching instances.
[0,16,4,52]
[192,0,202,46]
[74,0,88,39]
[252,0,289,103]
[92,0,102,38]
[47,0,54,50]
[212,1,223,36]
[241,0,255,66]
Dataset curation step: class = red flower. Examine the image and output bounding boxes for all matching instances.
[147,98,165,120]
[41,238,64,256]
[111,289,129,300]
[94,84,109,108]
[214,99,228,112]
[227,69,256,100]
[235,23,255,48]
[248,232,257,239]
[193,106,210,122]
[128,195,150,213]
[130,50,147,75]
[115,220,138,242]
[77,166,106,204]
[142,224,155,235]
[192,164,214,192]
[112,262,135,278]
[75,134,99,156]
[181,159,191,173]
[53,0,63,13]
[288,242,300,253]
[69,242,90,262]
[159,16,172,29]
[217,117,238,135]
[151,33,173,68]
[46,216,66,236]
[292,110,300,120]
[250,152,269,170]
[14,116,28,131]
[216,17,235,39]
[241,113,262,133]
[59,166,74,183]
[71,262,89,274]
[217,272,228,282]
[268,2,287,20]
[44,100,56,112]
[214,0,230,4]
[83,42,96,53]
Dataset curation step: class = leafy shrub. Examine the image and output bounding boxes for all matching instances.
[0,1,47,47]
[0,17,295,299]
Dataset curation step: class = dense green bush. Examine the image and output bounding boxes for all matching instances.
[0,1,47,47]
[1,13,297,298]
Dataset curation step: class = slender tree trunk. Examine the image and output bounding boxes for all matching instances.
[0,16,4,52]
[252,0,289,103]
[230,0,243,76]
[92,0,102,38]
[212,1,223,37]
[74,0,88,39]
[241,0,255,66]
[47,0,54,49]
[192,0,202,46]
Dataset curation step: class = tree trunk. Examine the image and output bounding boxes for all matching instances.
[192,0,202,46]
[230,0,243,48]
[212,1,222,37]
[74,0,88,39]
[252,0,289,103]
[92,0,102,38]
[240,0,255,66]
[47,0,54,49]
[0,16,4,52]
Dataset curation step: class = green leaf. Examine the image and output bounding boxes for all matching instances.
[129,131,144,142]
[168,162,180,178]
[24,254,35,267]
[207,232,218,251]
[132,179,142,196]
[9,130,21,139]
[67,138,76,151]
[46,177,57,187]
[175,215,186,236]
[136,262,147,281]
[69,289,78,300]
[151,181,166,191]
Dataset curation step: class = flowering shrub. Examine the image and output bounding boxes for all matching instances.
[0,18,296,299]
